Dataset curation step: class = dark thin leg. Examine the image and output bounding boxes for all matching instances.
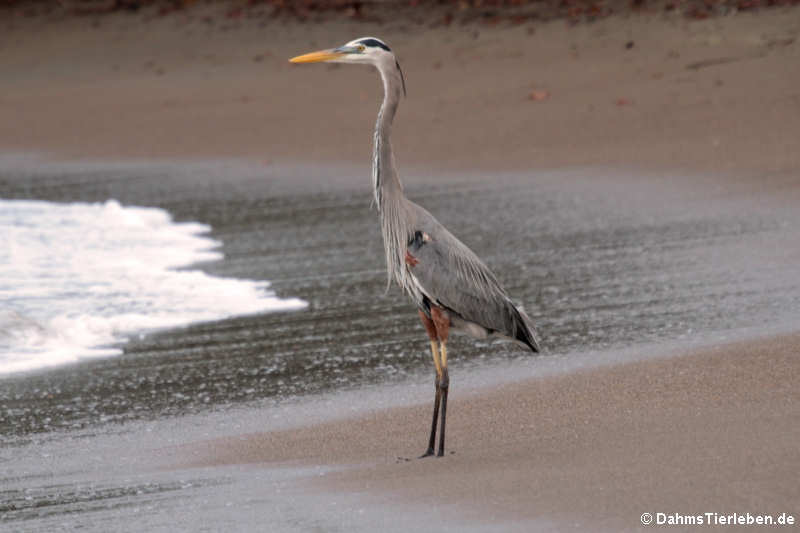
[437,369,449,457]
[418,311,443,459]
[420,381,440,458]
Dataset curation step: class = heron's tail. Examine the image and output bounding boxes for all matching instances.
[509,303,541,353]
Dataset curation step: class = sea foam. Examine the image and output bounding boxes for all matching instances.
[0,199,307,375]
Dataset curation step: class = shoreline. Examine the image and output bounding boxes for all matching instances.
[4,153,797,443]
[3,320,797,530]
[181,330,800,530]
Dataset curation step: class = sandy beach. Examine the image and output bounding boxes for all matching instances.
[188,333,800,531]
[2,8,799,174]
[2,5,799,531]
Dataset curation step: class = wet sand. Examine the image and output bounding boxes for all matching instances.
[189,333,800,531]
[2,6,800,532]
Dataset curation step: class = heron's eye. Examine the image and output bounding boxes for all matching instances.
[358,45,366,52]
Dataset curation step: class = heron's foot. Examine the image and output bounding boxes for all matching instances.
[418,448,436,459]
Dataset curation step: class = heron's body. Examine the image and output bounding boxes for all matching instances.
[396,199,540,352]
[290,37,540,457]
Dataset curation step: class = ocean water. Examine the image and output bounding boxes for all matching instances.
[0,158,799,439]
[0,198,307,375]
[1,158,799,532]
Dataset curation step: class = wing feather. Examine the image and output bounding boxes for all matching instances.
[400,201,539,352]
[407,222,518,333]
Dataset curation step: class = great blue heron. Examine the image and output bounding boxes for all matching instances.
[290,37,540,457]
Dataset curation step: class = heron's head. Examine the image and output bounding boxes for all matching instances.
[290,37,394,66]
[290,37,406,95]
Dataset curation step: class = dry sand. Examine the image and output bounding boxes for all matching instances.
[3,8,800,531]
[1,8,799,175]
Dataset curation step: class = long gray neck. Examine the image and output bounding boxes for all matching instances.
[372,59,415,293]
[372,62,405,209]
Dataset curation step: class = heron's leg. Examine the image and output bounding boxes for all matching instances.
[420,341,441,458]
[437,341,450,457]
[419,311,442,458]
[430,307,451,457]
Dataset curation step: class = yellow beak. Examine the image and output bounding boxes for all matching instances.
[289,49,344,64]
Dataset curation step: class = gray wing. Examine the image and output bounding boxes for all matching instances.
[407,204,540,352]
